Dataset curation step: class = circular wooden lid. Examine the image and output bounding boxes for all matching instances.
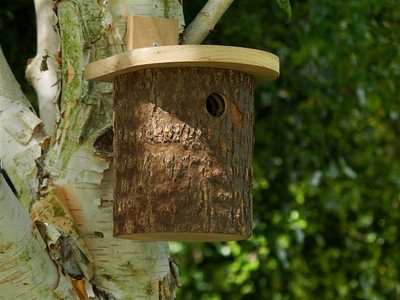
[84,45,279,84]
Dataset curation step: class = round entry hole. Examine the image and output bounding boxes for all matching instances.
[206,92,226,117]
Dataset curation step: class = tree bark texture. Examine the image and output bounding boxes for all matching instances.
[113,67,254,241]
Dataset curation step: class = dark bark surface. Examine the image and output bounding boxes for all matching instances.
[113,67,254,241]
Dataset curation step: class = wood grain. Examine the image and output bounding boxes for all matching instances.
[84,45,279,84]
[125,15,178,50]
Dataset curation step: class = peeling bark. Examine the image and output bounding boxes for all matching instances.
[58,169,173,298]
[0,46,48,210]
[0,0,233,297]
[0,174,76,299]
[41,0,185,298]
[26,0,61,135]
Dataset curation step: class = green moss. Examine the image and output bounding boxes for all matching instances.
[72,223,80,234]
[58,2,83,110]
[145,282,154,295]
[0,242,12,253]
[163,0,170,18]
[52,201,66,218]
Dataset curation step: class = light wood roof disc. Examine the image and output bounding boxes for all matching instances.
[84,45,279,84]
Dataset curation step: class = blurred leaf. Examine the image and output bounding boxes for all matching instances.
[275,0,292,21]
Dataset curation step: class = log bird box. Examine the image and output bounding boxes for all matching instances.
[84,15,279,241]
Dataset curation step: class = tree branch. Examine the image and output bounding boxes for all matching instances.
[26,0,61,135]
[42,1,183,297]
[0,45,49,210]
[0,174,76,299]
[0,43,88,299]
[182,0,234,44]
[1,0,185,298]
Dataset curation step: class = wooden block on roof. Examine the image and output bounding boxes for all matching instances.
[126,15,178,50]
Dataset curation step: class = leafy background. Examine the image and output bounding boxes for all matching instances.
[2,0,400,299]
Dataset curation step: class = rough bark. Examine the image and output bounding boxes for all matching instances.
[40,0,185,298]
[113,67,254,241]
[0,44,86,298]
[1,0,238,296]
[2,0,185,298]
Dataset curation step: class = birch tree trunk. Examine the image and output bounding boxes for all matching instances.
[2,0,184,298]
[1,0,233,298]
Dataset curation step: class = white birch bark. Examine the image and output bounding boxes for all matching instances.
[26,0,60,135]
[0,174,76,299]
[0,46,48,210]
[0,46,75,298]
[1,0,233,297]
[38,0,184,298]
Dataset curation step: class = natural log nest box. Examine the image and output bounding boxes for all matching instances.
[85,16,279,241]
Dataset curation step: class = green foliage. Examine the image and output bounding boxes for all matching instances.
[178,0,400,299]
[0,0,38,110]
[275,0,292,21]
[2,0,400,299]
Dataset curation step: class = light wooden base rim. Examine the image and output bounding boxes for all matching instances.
[114,232,251,242]
[84,45,279,84]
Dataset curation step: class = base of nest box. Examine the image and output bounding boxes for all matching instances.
[114,232,251,242]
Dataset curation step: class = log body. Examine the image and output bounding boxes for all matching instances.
[113,67,254,241]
